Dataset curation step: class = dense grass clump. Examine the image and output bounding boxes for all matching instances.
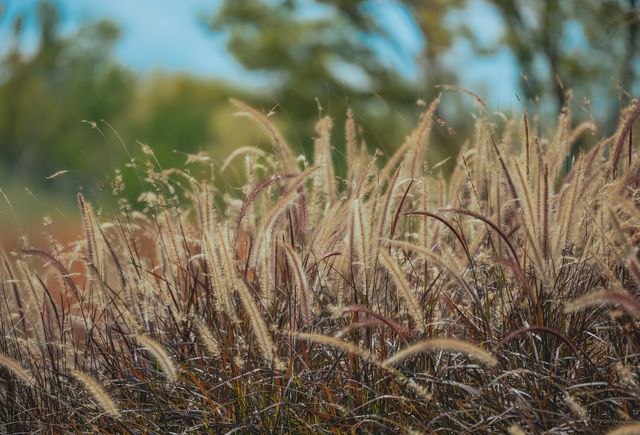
[1,94,640,433]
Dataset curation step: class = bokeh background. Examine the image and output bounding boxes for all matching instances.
[0,0,638,243]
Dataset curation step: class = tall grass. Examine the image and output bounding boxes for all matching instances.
[1,94,640,432]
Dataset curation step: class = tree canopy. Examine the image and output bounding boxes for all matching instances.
[0,0,638,202]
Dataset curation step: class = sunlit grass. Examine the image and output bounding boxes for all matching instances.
[1,95,639,432]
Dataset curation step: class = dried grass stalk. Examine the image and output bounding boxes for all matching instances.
[281,243,313,326]
[0,353,34,386]
[379,250,425,333]
[135,334,178,383]
[607,423,640,435]
[71,369,121,419]
[381,338,497,367]
[193,318,221,360]
[565,290,640,318]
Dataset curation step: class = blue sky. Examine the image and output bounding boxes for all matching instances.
[0,0,520,109]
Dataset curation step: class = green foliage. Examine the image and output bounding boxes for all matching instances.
[209,0,461,159]
[0,6,134,184]
[1,0,639,207]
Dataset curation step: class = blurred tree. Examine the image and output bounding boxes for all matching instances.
[126,74,261,165]
[0,1,265,203]
[208,0,466,160]
[213,0,640,137]
[0,1,135,187]
[485,0,639,130]
[4,0,639,203]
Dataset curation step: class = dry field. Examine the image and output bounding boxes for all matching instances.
[1,95,640,433]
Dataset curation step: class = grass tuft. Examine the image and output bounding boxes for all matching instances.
[1,97,640,431]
